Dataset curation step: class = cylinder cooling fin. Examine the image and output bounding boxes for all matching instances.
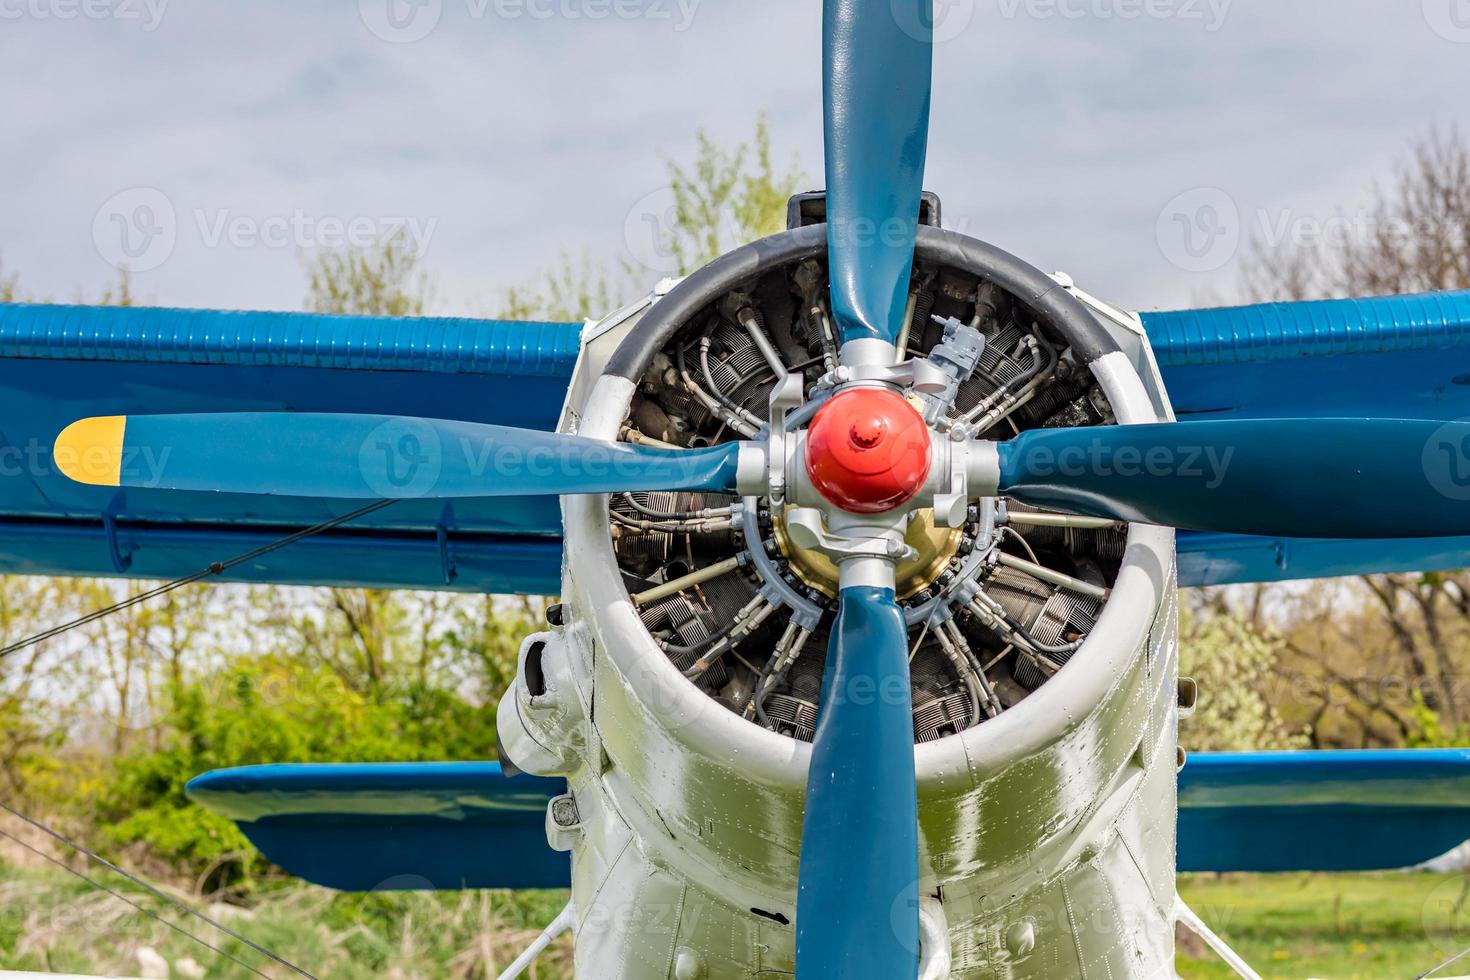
[605,237,1123,746]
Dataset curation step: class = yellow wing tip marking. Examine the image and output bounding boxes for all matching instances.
[54,416,127,486]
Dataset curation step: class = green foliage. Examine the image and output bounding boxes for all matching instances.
[0,259,18,303]
[89,270,135,308]
[1408,692,1470,748]
[500,251,621,323]
[304,236,432,317]
[99,650,503,877]
[500,115,802,320]
[662,115,803,274]
[1179,608,1310,752]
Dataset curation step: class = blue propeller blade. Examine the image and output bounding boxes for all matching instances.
[796,586,919,980]
[53,413,744,499]
[824,0,934,349]
[995,417,1470,539]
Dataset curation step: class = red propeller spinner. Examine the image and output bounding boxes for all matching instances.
[804,388,932,514]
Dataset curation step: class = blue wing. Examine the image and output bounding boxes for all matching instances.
[1178,750,1470,872]
[186,763,569,891]
[1143,291,1470,584]
[12,291,1470,592]
[0,303,581,595]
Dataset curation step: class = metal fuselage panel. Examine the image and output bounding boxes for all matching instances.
[552,561,1178,978]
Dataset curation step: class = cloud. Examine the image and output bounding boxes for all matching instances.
[0,0,1466,315]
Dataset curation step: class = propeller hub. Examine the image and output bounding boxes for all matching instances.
[805,388,931,514]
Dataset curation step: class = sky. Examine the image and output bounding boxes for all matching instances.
[2,0,1468,319]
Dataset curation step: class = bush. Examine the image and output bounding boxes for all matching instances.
[97,653,501,886]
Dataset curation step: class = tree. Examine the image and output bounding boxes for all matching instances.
[661,115,803,274]
[1178,606,1308,752]
[304,235,432,317]
[0,259,18,303]
[1227,126,1470,747]
[501,116,803,321]
[1238,126,1470,302]
[500,252,621,323]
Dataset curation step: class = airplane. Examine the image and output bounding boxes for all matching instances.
[7,2,1470,978]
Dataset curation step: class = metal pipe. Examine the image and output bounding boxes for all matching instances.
[738,308,789,380]
[633,556,743,606]
[932,619,984,721]
[684,599,777,679]
[676,341,761,438]
[621,427,681,451]
[893,289,919,363]
[697,337,766,431]
[995,553,1109,601]
[1004,512,1122,530]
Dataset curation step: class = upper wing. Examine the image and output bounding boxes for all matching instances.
[1140,290,1470,584]
[0,303,582,595]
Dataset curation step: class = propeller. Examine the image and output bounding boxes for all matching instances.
[792,1,935,976]
[985,417,1470,540]
[52,413,747,499]
[823,0,934,351]
[796,586,919,979]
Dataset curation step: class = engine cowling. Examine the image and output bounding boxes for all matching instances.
[498,224,1180,978]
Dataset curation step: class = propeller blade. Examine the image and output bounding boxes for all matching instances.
[991,418,1470,539]
[796,585,919,979]
[824,0,934,350]
[53,413,745,499]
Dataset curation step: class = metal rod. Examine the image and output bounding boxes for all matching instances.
[894,289,919,363]
[1004,512,1122,530]
[497,901,576,980]
[996,553,1109,601]
[1174,897,1263,980]
[634,556,742,606]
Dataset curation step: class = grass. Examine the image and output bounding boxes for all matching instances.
[2,858,1467,978]
[1177,871,1470,979]
[0,857,573,978]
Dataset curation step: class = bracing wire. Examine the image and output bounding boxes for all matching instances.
[0,800,317,979]
[0,503,403,972]
[0,500,395,661]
